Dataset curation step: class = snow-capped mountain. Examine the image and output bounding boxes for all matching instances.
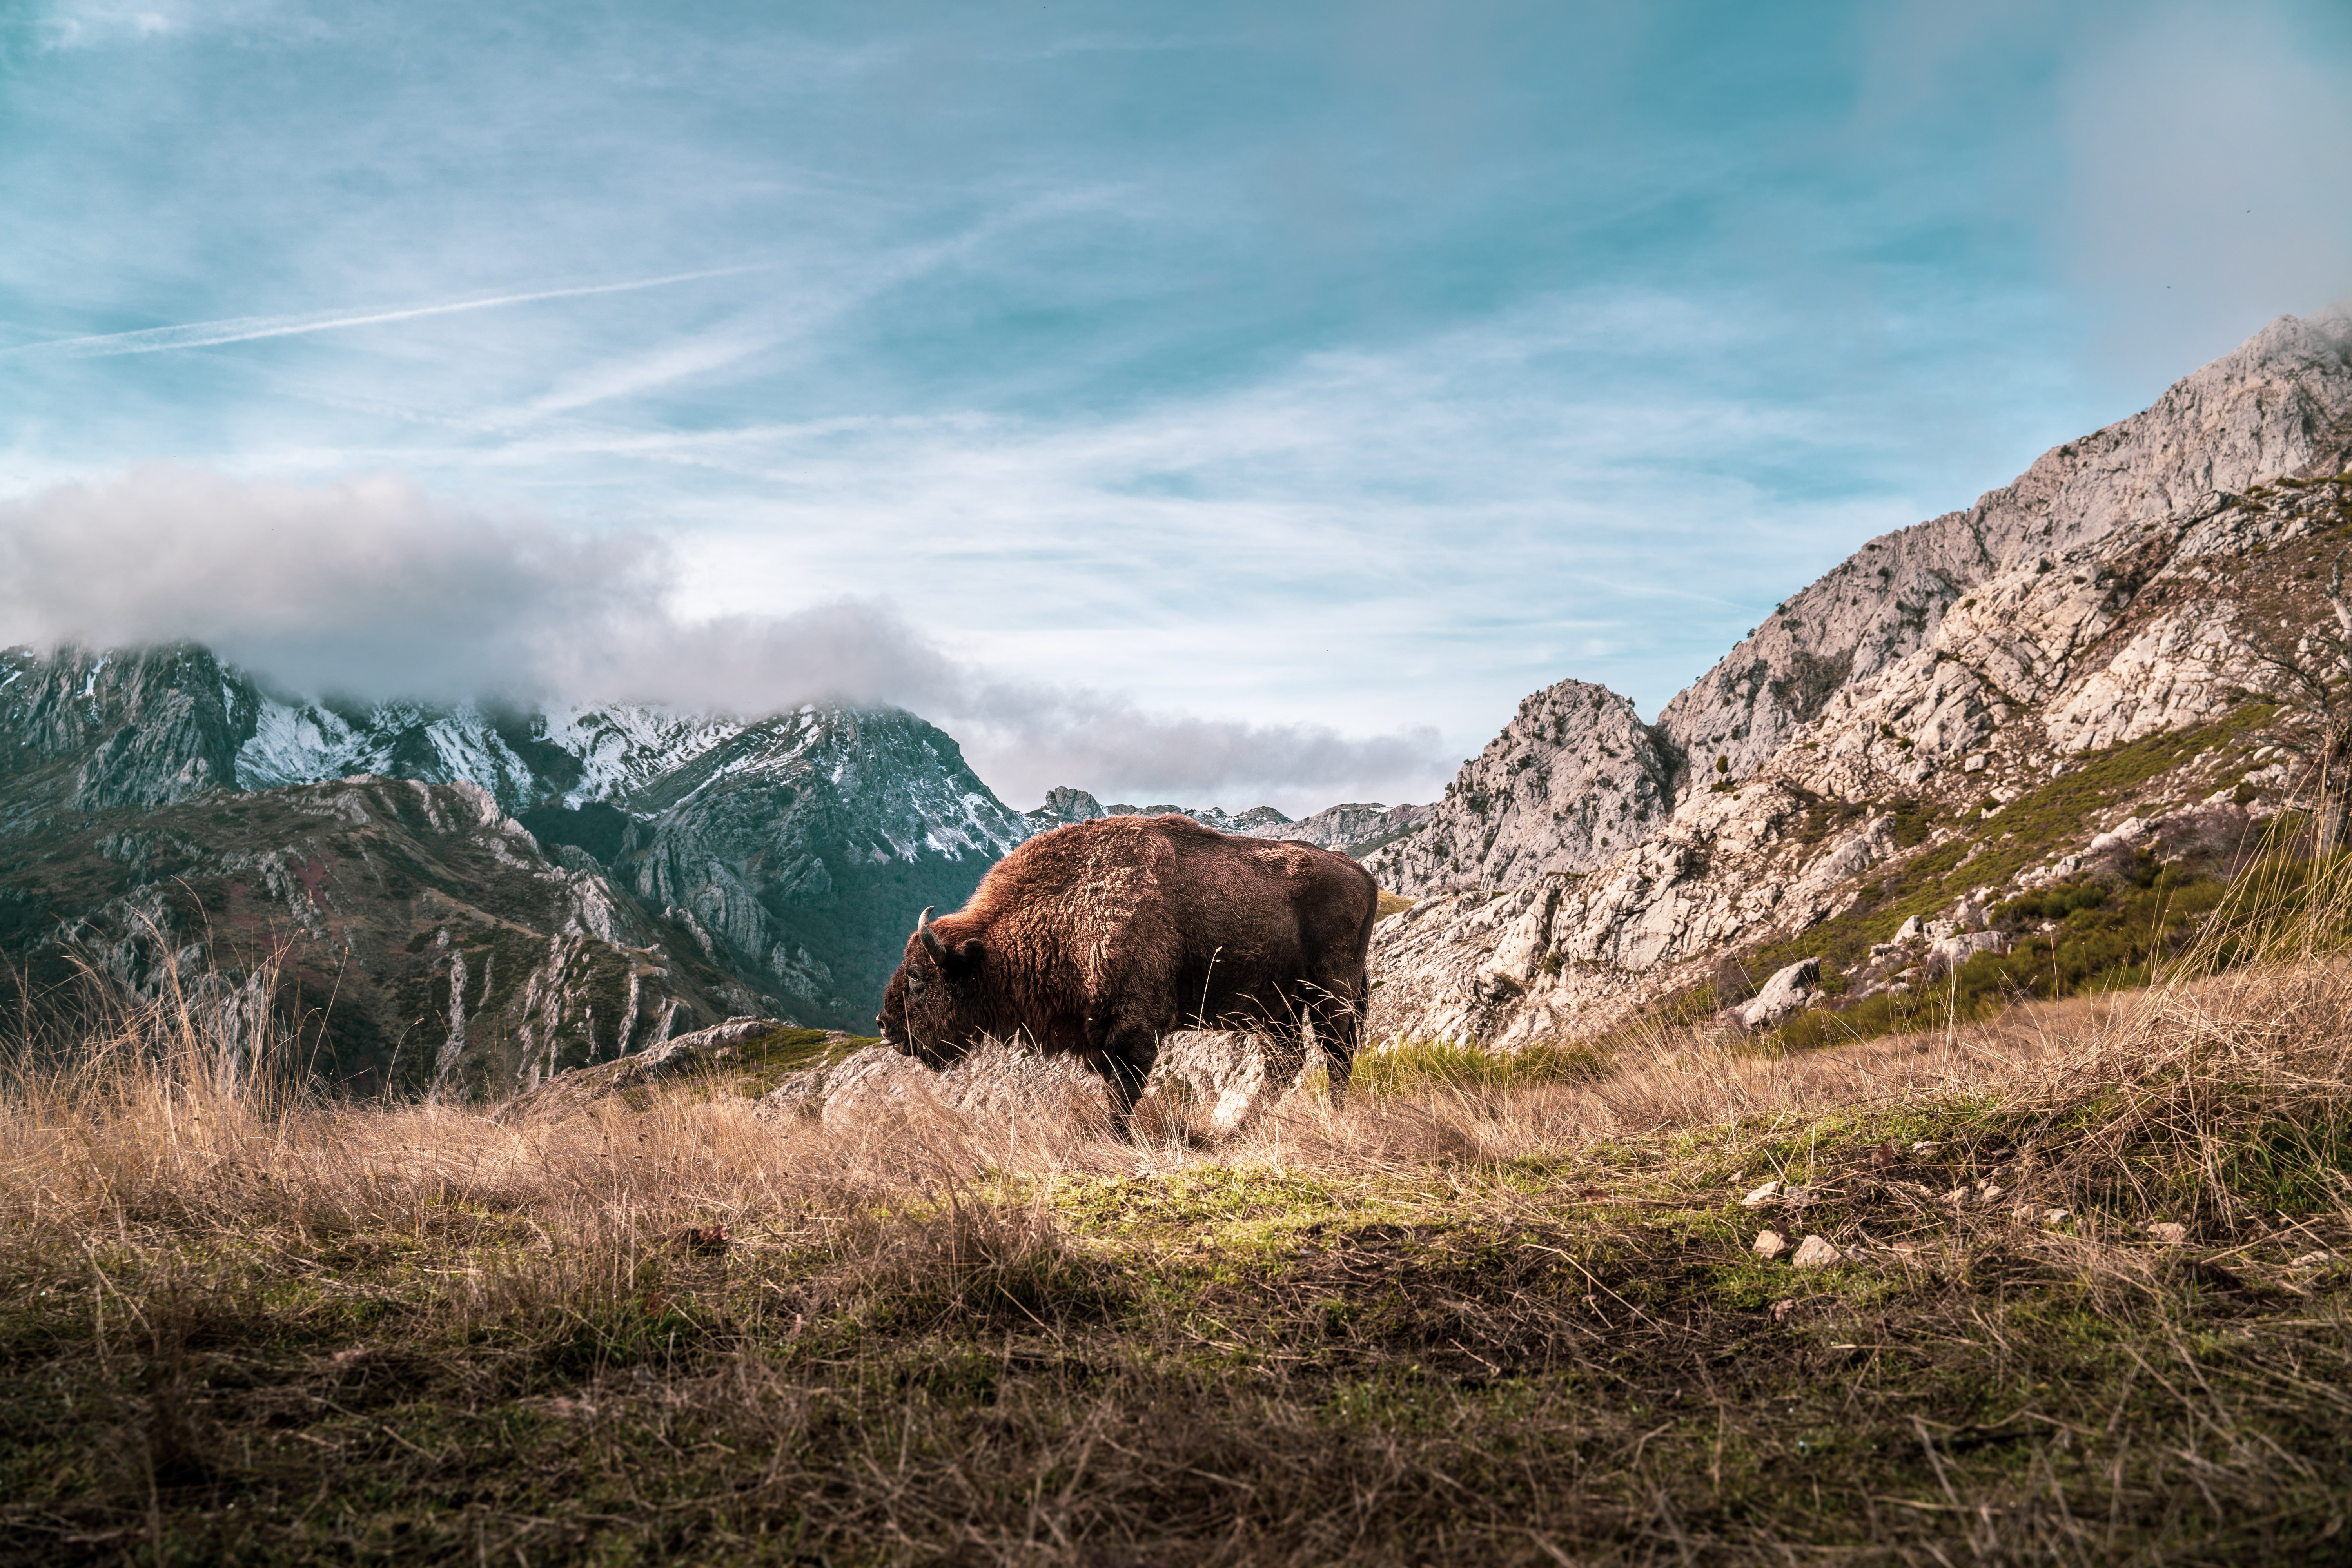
[232,690,745,810]
[0,645,1040,1071]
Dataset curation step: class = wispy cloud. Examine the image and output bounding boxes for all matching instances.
[493,191,1126,422]
[0,265,768,361]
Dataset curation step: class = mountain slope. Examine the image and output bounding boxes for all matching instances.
[1021,787,1430,857]
[608,706,1030,1025]
[1655,310,2352,790]
[1367,307,2352,1049]
[0,773,759,1098]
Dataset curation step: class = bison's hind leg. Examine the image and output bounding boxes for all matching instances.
[1301,977,1367,1111]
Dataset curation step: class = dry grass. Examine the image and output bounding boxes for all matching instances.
[7,882,2352,1563]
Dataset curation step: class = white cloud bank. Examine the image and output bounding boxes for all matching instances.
[0,464,1446,810]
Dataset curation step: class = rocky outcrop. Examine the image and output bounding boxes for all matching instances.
[760,1030,1310,1140]
[1365,679,1677,895]
[1737,958,1820,1029]
[1027,786,1107,829]
[1367,307,2352,1050]
[1656,307,2352,790]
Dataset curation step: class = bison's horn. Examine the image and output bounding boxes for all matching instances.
[916,906,947,961]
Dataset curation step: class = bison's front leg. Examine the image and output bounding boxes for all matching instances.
[1103,1036,1158,1140]
[1084,1010,1162,1141]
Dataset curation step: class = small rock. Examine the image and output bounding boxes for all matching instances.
[2089,817,2150,854]
[1980,1183,2007,1203]
[1929,930,2008,970]
[1895,916,1926,942]
[2011,1202,2038,1223]
[2147,1222,2188,1246]
[1753,1230,1788,1260]
[1891,1242,1919,1258]
[1740,1180,1784,1209]
[1770,1298,1796,1323]
[2289,1251,2334,1270]
[1910,1140,1940,1153]
[1738,957,1822,1029]
[2043,1209,2071,1226]
[1944,1186,1971,1205]
[1791,1235,1842,1270]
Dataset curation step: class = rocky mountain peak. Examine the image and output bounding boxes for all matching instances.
[1020,788,1430,857]
[1028,785,1107,828]
[1272,800,1434,856]
[1364,678,1676,895]
[1656,307,2352,792]
[0,642,259,815]
[1365,307,2352,1054]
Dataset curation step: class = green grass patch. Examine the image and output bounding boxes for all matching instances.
[1747,706,2276,987]
[724,1026,876,1096]
[1352,1034,1612,1096]
[1772,862,2229,1051]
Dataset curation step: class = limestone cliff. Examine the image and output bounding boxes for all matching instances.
[1657,309,2352,789]
[1362,680,1677,895]
[1367,307,2352,1050]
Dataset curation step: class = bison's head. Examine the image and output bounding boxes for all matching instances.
[876,906,987,1066]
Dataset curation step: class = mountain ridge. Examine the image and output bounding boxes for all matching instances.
[1365,306,2352,1051]
[1021,785,1432,857]
[0,650,1038,1085]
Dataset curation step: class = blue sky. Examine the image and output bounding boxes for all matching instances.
[3,0,2349,810]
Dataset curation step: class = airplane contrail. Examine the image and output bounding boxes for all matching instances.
[0,264,767,361]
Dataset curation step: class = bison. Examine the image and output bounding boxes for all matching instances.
[877,813,1379,1134]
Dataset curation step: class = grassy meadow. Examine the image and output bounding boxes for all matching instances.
[7,868,2352,1564]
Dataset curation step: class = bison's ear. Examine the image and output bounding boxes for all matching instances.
[942,938,984,977]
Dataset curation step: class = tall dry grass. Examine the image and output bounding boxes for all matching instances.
[6,852,2352,1564]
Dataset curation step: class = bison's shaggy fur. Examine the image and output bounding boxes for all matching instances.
[877,814,1379,1132]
